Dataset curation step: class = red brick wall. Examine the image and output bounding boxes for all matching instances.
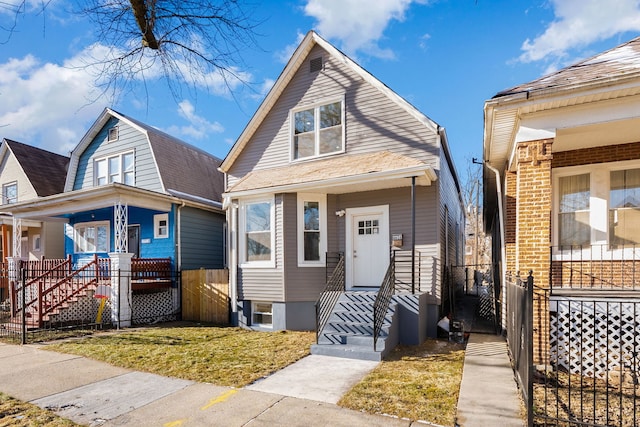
[552,141,640,168]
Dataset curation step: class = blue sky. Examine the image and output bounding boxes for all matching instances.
[1,0,640,185]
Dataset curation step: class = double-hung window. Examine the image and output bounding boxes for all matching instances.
[292,99,344,160]
[241,198,274,265]
[74,222,109,253]
[2,182,17,204]
[558,173,591,247]
[298,194,327,266]
[95,151,134,186]
[609,168,640,246]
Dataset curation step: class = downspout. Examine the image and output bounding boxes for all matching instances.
[176,201,185,271]
[485,162,507,329]
[411,176,416,293]
[228,201,238,324]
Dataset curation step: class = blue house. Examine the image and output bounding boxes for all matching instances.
[5,108,225,271]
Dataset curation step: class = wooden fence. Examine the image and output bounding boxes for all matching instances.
[181,269,229,324]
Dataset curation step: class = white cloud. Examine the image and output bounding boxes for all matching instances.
[304,0,426,58]
[164,100,224,141]
[519,0,640,63]
[0,49,109,155]
[276,31,306,64]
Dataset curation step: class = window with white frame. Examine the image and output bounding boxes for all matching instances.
[292,99,344,160]
[241,198,274,265]
[154,213,169,239]
[297,194,327,266]
[252,302,273,327]
[609,168,640,246]
[2,182,17,204]
[33,234,41,251]
[558,173,591,247]
[74,222,109,253]
[94,151,134,186]
[554,162,640,252]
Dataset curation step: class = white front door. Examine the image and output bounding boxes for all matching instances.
[346,205,389,288]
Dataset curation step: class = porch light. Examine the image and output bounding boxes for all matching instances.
[335,210,345,217]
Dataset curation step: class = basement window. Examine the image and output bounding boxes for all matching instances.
[252,302,273,328]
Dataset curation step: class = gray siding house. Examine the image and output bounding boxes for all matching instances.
[220,31,464,359]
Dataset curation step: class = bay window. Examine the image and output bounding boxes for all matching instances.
[292,99,344,160]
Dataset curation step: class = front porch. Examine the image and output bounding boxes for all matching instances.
[3,255,177,330]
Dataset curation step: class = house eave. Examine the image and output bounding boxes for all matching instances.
[222,165,437,201]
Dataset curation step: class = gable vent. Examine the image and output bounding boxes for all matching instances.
[108,126,119,142]
[310,56,323,73]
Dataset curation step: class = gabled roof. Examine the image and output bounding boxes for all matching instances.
[65,108,224,204]
[1,139,69,197]
[219,30,441,173]
[495,36,640,99]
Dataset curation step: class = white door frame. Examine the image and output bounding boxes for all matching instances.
[345,205,390,289]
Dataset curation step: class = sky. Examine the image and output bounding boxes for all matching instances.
[1,0,640,187]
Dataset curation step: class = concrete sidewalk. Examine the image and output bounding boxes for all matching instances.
[0,343,410,427]
[453,293,525,426]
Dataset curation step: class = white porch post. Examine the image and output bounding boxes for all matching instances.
[109,252,133,328]
[114,201,128,253]
[12,216,21,257]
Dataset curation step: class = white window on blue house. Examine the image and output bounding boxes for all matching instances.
[95,151,134,186]
[297,193,327,266]
[240,197,274,266]
[154,214,169,239]
[74,222,109,253]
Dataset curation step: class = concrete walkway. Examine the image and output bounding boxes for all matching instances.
[453,293,525,426]
[0,343,409,427]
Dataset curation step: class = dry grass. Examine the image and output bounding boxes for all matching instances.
[45,323,315,387]
[0,393,79,427]
[339,339,465,425]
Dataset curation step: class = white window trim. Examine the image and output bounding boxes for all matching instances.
[289,96,345,162]
[74,221,110,254]
[154,213,169,239]
[239,196,276,268]
[552,159,640,260]
[108,126,119,142]
[94,150,135,186]
[252,301,273,328]
[297,193,327,267]
[2,181,17,204]
[33,234,41,251]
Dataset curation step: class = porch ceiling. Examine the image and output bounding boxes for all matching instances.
[3,183,176,220]
[224,151,437,198]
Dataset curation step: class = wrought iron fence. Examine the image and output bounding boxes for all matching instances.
[506,270,640,426]
[0,261,182,344]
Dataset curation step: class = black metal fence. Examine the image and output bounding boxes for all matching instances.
[506,271,640,426]
[0,265,181,344]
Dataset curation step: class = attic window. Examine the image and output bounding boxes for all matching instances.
[310,56,323,73]
[108,126,119,142]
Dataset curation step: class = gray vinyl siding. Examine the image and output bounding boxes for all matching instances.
[227,44,440,187]
[237,194,284,301]
[73,117,162,192]
[179,206,225,270]
[438,145,464,270]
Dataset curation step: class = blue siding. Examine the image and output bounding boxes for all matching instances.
[64,206,176,265]
[179,206,225,270]
[73,117,163,193]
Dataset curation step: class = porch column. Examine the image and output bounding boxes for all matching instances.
[515,138,553,366]
[109,252,133,328]
[12,217,21,258]
[113,201,128,253]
